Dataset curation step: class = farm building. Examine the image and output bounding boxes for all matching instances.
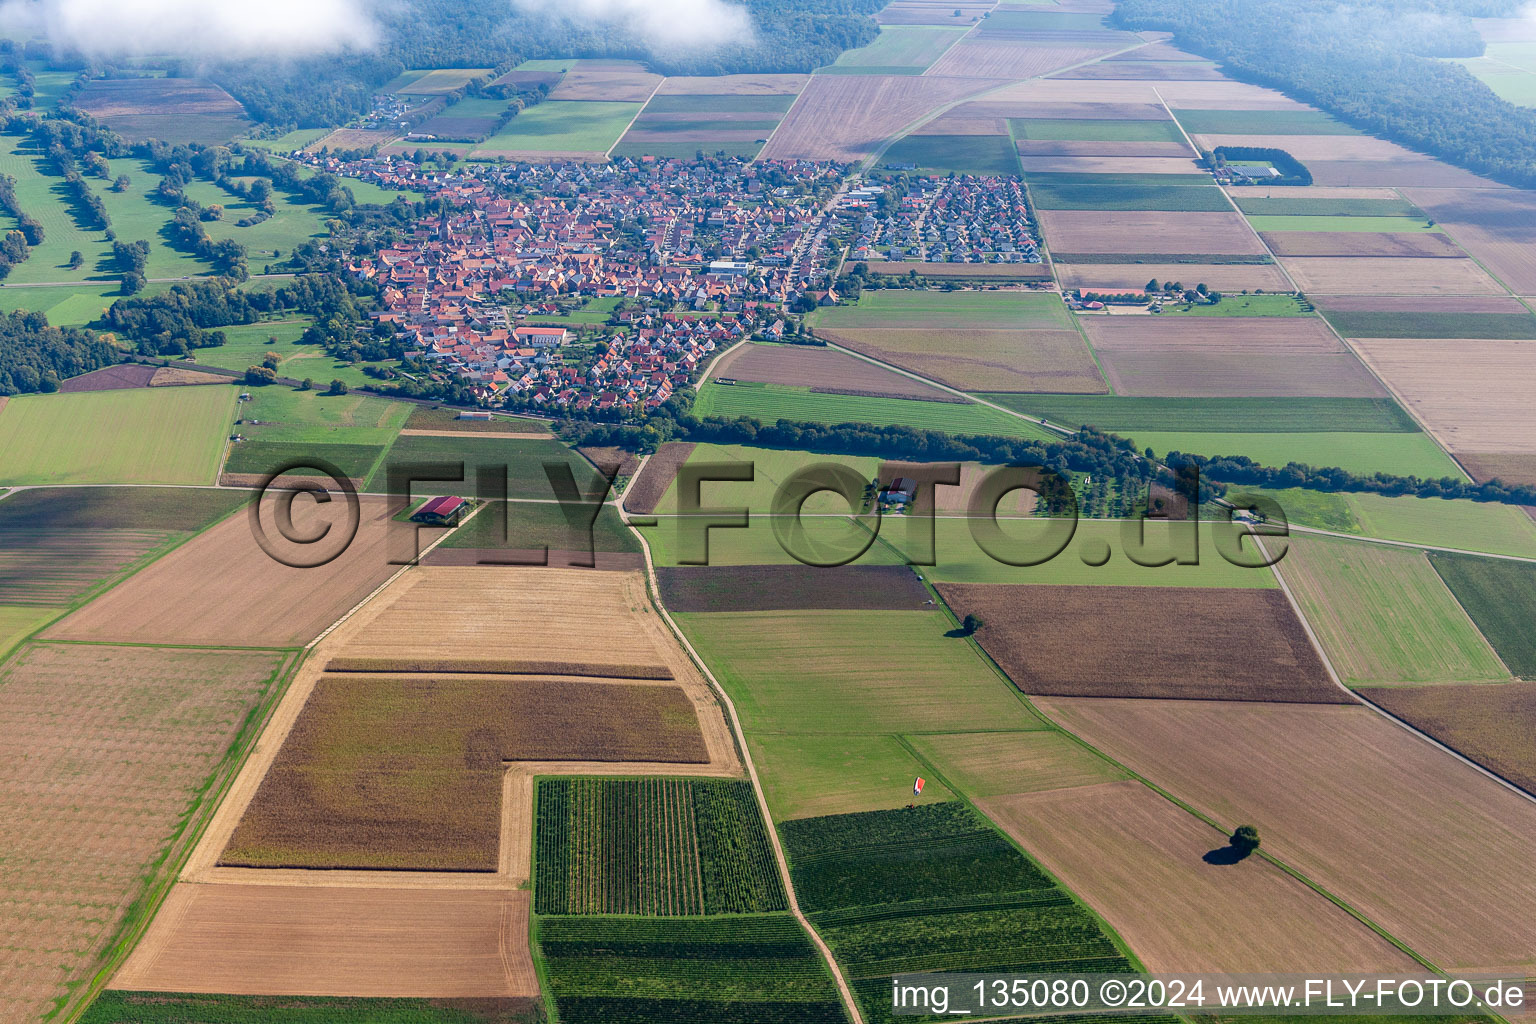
[411,495,468,525]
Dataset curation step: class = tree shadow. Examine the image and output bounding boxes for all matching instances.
[944,627,971,638]
[1203,844,1253,865]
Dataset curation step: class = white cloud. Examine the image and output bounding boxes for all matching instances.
[511,0,755,52]
[0,0,380,58]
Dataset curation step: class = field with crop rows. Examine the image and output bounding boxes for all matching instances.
[1428,552,1536,677]
[692,382,1055,439]
[536,777,785,915]
[80,992,541,1024]
[538,915,848,1024]
[782,802,1163,1024]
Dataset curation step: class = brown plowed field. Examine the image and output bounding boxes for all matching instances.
[926,41,1113,80]
[149,366,232,386]
[1017,140,1195,156]
[1403,187,1536,294]
[1057,261,1292,292]
[657,564,930,612]
[548,70,661,102]
[981,781,1419,973]
[1278,256,1505,294]
[1020,155,1202,174]
[1037,210,1265,255]
[1035,697,1536,973]
[1084,316,1388,398]
[818,327,1109,393]
[938,583,1342,702]
[113,884,536,997]
[46,494,400,647]
[1351,338,1536,453]
[1461,453,1536,488]
[713,342,955,400]
[0,644,287,1023]
[220,674,708,870]
[657,74,808,95]
[58,364,157,392]
[1358,682,1536,797]
[1261,232,1465,258]
[762,75,1002,162]
[624,441,695,514]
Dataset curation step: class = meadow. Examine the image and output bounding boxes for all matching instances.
[363,432,601,497]
[879,133,1022,176]
[1125,429,1463,478]
[1233,486,1536,557]
[982,396,1416,433]
[1428,552,1536,677]
[691,382,1056,440]
[473,101,643,156]
[639,442,880,515]
[0,386,235,485]
[1276,535,1509,685]
[235,386,411,446]
[185,319,313,374]
[827,25,966,73]
[1156,295,1312,316]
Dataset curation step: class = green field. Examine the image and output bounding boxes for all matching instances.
[242,128,331,153]
[79,993,536,1024]
[0,281,164,326]
[1278,535,1509,685]
[364,432,601,498]
[747,731,956,820]
[981,396,1417,433]
[1428,552,1536,678]
[225,440,385,480]
[782,802,1157,1024]
[236,386,411,446]
[915,518,1279,587]
[1023,171,1215,187]
[645,443,881,515]
[692,382,1056,440]
[1319,310,1536,339]
[474,101,643,155]
[536,777,786,915]
[1454,56,1536,107]
[1013,118,1185,142]
[0,387,236,485]
[445,499,637,553]
[1172,108,1362,134]
[828,25,966,73]
[881,134,1021,176]
[0,605,57,661]
[1155,294,1311,317]
[639,514,902,569]
[1130,430,1463,479]
[1230,196,1424,218]
[538,915,848,1024]
[187,319,313,374]
[387,67,494,95]
[808,289,1071,330]
[1247,215,1440,233]
[1232,487,1536,557]
[1028,182,1227,211]
[178,171,331,259]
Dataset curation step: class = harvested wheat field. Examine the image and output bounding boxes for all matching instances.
[657,74,807,95]
[1037,210,1265,255]
[114,884,536,997]
[1461,452,1536,489]
[1278,257,1504,294]
[926,41,1114,80]
[1057,261,1293,292]
[549,69,662,102]
[46,493,399,647]
[1404,187,1536,294]
[713,342,955,400]
[1057,62,1227,81]
[818,327,1108,392]
[220,674,710,870]
[0,644,288,1024]
[1352,338,1536,453]
[762,75,1000,162]
[1261,232,1465,258]
[981,781,1419,973]
[1159,81,1311,109]
[937,583,1342,702]
[1357,682,1536,797]
[1084,316,1388,398]
[1036,697,1536,974]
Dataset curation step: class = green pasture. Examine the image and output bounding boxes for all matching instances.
[473,101,642,155]
[236,386,411,446]
[829,25,966,73]
[643,443,881,515]
[0,605,57,662]
[242,129,331,153]
[881,134,1021,176]
[387,67,494,95]
[188,319,313,374]
[0,386,235,485]
[1171,108,1362,134]
[1319,309,1536,339]
[0,281,169,326]
[982,396,1417,433]
[748,731,957,820]
[176,173,330,260]
[1155,294,1311,316]
[691,382,1056,440]
[363,432,600,498]
[1012,118,1184,142]
[1130,429,1463,479]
